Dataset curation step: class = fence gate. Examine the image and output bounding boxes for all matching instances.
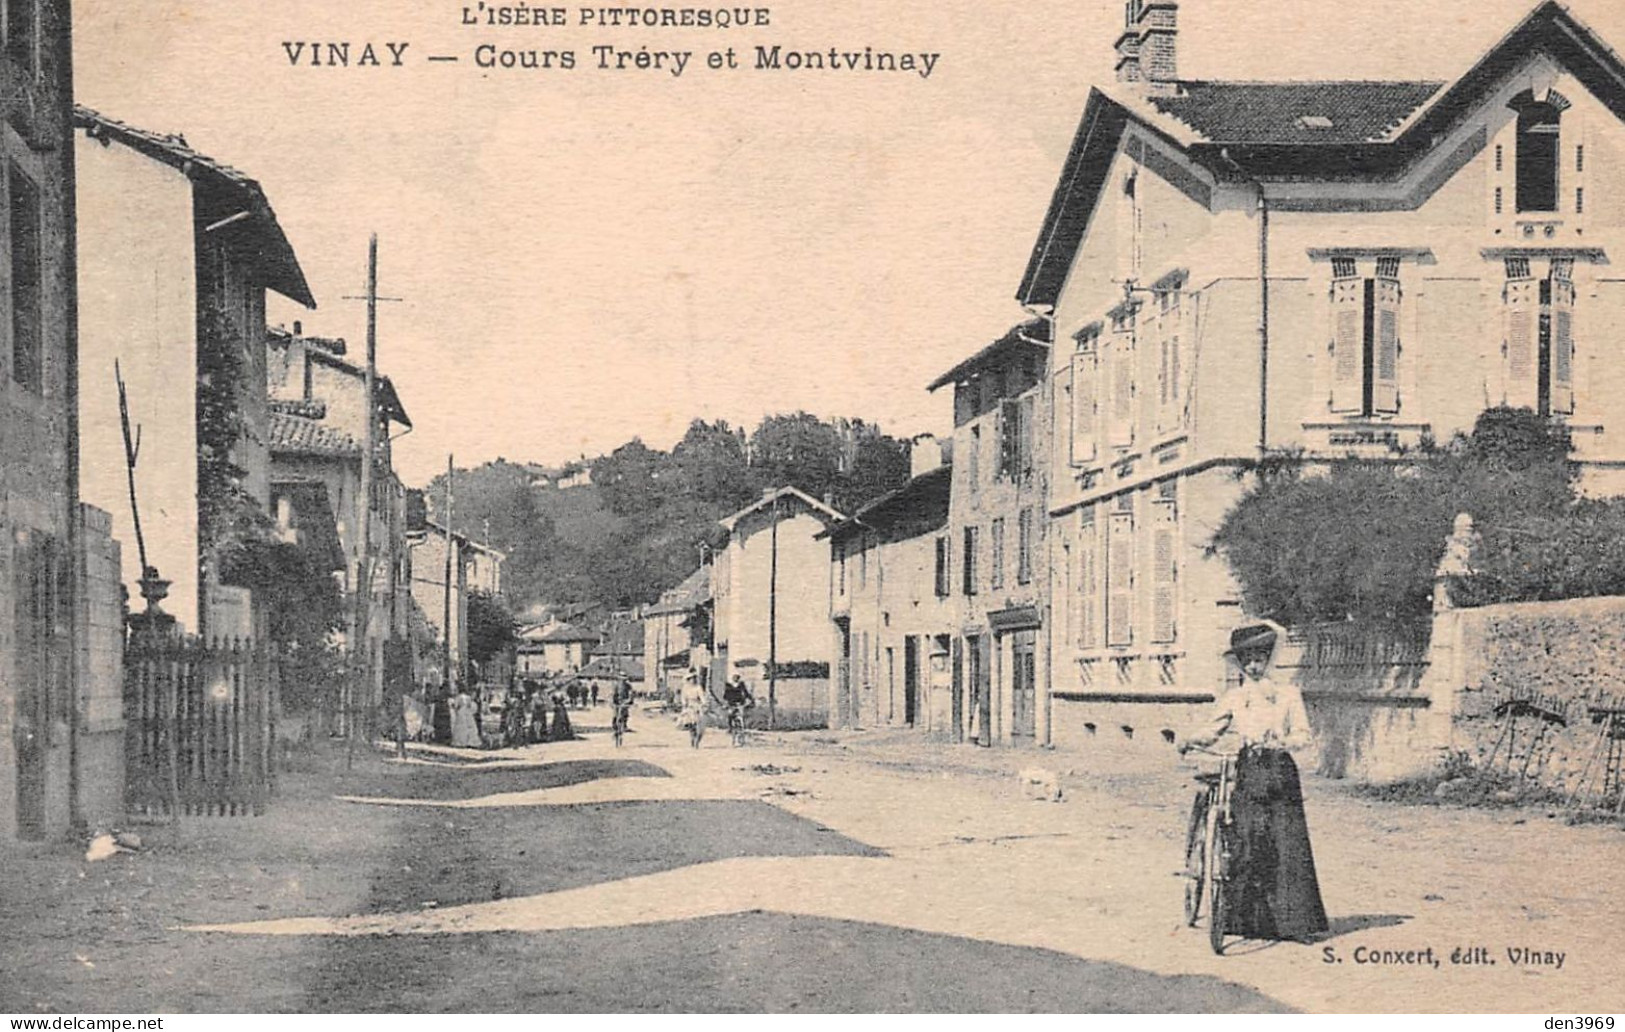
[125,636,279,817]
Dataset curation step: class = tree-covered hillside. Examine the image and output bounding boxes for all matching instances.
[424,413,913,612]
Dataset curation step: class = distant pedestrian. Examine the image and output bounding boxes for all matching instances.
[528,683,549,744]
[550,685,575,741]
[448,688,481,750]
[679,669,708,749]
[591,682,601,708]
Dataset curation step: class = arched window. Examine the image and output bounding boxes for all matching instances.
[1510,91,1567,214]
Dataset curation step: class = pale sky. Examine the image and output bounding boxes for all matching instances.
[72,0,1625,485]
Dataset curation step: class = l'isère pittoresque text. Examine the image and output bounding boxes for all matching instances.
[279,5,944,80]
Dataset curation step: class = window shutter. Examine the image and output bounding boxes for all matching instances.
[1330,278,1363,413]
[1109,341,1135,448]
[1106,512,1134,647]
[1069,351,1098,467]
[1503,278,1538,409]
[1373,277,1401,414]
[1150,506,1177,644]
[999,399,1020,478]
[1019,395,1035,474]
[1076,529,1098,650]
[1552,278,1575,414]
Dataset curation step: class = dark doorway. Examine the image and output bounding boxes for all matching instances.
[968,635,991,747]
[903,635,919,727]
[834,619,852,729]
[1012,630,1037,739]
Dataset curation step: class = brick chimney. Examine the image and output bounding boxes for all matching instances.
[1114,1,1143,84]
[1116,0,1179,90]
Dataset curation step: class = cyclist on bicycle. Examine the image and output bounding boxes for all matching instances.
[1177,621,1328,945]
[723,675,755,742]
[611,676,635,745]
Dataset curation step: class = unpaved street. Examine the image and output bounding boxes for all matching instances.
[3,710,1622,1013]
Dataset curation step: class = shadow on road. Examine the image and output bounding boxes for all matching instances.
[303,911,1295,1013]
[334,758,672,802]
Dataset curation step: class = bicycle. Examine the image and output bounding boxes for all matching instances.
[612,703,631,748]
[1182,748,1239,955]
[726,703,751,747]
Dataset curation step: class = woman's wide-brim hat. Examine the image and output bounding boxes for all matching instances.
[1224,621,1281,657]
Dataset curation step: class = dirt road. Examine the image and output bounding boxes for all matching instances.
[3,709,1621,1013]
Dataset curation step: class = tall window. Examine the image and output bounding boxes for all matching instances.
[1075,509,1099,650]
[934,536,950,598]
[1150,483,1178,644]
[998,395,1033,479]
[962,526,979,596]
[1153,277,1186,433]
[1069,326,1100,468]
[1017,509,1034,585]
[1108,304,1137,448]
[990,518,1005,590]
[1329,257,1400,417]
[1503,257,1575,416]
[837,542,847,596]
[9,162,42,394]
[1106,501,1134,648]
[967,425,981,486]
[1515,101,1562,214]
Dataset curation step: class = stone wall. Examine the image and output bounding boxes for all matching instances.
[1435,596,1625,803]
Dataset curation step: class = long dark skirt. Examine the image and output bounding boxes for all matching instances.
[550,703,575,741]
[1227,747,1329,942]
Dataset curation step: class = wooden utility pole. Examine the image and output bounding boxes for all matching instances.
[346,236,380,768]
[768,492,779,730]
[442,454,455,691]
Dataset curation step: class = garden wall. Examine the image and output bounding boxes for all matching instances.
[1277,623,1444,783]
[1436,596,1625,803]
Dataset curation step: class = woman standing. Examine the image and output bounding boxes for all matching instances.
[1180,622,1329,943]
[550,683,575,741]
[679,669,708,749]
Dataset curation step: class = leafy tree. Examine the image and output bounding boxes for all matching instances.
[593,438,667,517]
[1212,408,1594,626]
[465,589,516,669]
[750,413,844,504]
[671,419,757,508]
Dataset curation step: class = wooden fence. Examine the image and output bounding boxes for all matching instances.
[125,636,279,817]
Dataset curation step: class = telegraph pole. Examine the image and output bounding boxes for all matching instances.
[768,492,779,729]
[442,454,455,691]
[352,235,379,738]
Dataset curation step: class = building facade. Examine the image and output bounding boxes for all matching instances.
[267,326,414,677]
[642,566,711,700]
[75,107,316,638]
[1023,0,1625,745]
[826,461,954,733]
[712,487,843,726]
[0,0,83,841]
[408,517,505,689]
[929,324,1052,746]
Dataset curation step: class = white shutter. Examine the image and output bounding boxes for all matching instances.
[1373,278,1401,414]
[1077,528,1098,650]
[1330,278,1363,414]
[1106,512,1134,647]
[1552,278,1575,414]
[1069,351,1098,467]
[1109,337,1135,448]
[1150,506,1177,644]
[1503,278,1538,409]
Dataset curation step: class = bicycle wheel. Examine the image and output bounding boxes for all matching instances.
[1208,825,1230,955]
[1183,790,1208,927]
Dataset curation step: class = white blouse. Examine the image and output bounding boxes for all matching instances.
[1192,676,1313,754]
